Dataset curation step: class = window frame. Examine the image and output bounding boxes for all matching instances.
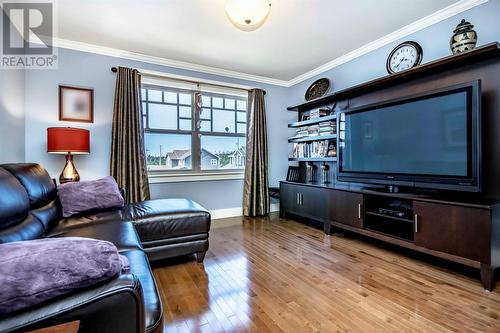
[142,84,248,181]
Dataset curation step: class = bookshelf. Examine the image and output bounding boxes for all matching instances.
[287,103,337,182]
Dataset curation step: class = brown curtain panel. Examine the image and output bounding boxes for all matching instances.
[110,67,150,203]
[243,89,269,216]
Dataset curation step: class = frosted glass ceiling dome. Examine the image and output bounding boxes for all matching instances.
[225,0,271,32]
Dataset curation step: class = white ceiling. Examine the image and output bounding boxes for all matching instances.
[56,0,461,82]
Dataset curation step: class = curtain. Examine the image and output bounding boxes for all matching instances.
[243,89,269,216]
[110,67,150,203]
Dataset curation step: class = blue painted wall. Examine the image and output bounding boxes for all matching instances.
[15,0,500,211]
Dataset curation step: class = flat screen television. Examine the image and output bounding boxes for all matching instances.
[337,80,481,192]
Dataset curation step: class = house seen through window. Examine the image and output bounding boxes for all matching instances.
[141,81,247,173]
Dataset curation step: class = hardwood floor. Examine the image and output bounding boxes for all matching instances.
[153,213,500,333]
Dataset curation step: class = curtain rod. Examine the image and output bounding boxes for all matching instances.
[111,67,266,95]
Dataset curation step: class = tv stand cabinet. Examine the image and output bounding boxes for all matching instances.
[279,181,500,290]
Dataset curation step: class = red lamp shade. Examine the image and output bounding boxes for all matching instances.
[47,127,90,154]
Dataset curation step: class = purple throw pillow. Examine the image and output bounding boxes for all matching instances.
[0,237,130,315]
[57,176,124,218]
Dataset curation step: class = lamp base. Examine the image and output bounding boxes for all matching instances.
[59,154,80,184]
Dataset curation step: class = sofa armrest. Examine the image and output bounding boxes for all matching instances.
[0,274,145,333]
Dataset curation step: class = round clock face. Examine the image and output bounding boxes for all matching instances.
[386,42,423,74]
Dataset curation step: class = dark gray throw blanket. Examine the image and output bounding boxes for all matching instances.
[0,237,129,315]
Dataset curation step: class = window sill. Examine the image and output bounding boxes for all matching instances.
[148,171,245,183]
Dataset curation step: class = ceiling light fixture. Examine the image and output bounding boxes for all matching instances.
[225,0,271,32]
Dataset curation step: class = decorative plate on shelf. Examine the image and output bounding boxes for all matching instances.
[305,78,330,101]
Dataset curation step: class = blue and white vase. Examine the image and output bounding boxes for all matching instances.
[450,19,477,54]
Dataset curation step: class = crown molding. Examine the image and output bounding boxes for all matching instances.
[52,0,487,88]
[287,0,488,86]
[53,38,291,87]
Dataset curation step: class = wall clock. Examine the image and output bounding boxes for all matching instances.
[386,41,423,74]
[305,78,330,101]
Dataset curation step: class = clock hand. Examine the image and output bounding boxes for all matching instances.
[396,58,411,69]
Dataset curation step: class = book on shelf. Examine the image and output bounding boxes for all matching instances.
[308,126,320,136]
[319,120,335,127]
[291,126,308,139]
[309,107,331,119]
[290,140,333,159]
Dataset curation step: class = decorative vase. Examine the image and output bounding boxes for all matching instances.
[306,163,317,183]
[450,19,477,54]
[320,163,330,184]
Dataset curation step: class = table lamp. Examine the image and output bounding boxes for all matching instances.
[47,127,90,184]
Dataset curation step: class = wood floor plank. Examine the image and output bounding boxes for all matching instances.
[153,213,500,332]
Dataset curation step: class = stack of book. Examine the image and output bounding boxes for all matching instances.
[297,126,308,137]
[309,108,331,119]
[318,120,336,136]
[289,127,309,140]
[307,125,319,136]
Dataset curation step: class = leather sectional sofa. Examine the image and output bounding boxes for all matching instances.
[0,163,211,333]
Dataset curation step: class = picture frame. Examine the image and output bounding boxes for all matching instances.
[59,85,94,123]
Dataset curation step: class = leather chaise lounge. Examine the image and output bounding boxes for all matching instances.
[0,163,211,333]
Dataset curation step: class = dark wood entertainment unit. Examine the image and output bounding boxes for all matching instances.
[281,43,500,290]
[280,181,499,290]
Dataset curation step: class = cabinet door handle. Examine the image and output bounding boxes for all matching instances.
[296,193,300,205]
[300,193,303,205]
[358,203,362,219]
[414,214,418,233]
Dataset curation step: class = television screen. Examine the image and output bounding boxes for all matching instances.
[342,91,468,176]
[338,81,480,192]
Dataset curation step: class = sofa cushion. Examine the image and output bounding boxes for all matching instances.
[50,213,119,232]
[120,250,162,333]
[51,199,210,241]
[0,168,30,230]
[0,237,129,315]
[30,199,60,232]
[57,177,124,218]
[2,164,56,208]
[0,215,45,244]
[48,221,142,252]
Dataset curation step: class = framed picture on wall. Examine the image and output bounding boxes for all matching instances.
[59,85,94,123]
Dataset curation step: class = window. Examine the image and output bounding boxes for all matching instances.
[142,83,247,175]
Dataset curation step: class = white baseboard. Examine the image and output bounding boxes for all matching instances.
[210,202,280,220]
[210,207,243,220]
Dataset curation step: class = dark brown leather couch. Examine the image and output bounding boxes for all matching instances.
[0,163,211,333]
